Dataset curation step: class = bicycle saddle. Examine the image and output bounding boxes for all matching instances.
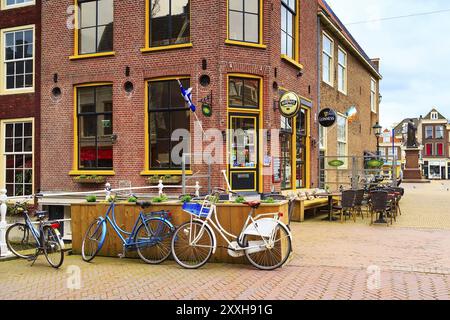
[137,201,152,209]
[244,201,261,209]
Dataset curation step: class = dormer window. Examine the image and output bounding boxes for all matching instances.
[431,112,438,120]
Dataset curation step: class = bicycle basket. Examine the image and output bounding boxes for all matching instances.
[182,203,211,218]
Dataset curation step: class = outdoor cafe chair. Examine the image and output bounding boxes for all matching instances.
[353,189,366,220]
[333,190,357,223]
[369,190,393,226]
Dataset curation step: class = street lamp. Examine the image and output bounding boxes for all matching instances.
[373,122,382,156]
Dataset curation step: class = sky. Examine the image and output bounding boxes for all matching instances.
[326,0,450,128]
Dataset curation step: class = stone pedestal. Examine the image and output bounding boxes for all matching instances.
[404,148,422,180]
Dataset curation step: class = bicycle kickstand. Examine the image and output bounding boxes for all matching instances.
[118,247,126,259]
[28,249,41,267]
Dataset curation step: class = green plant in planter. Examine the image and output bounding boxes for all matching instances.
[86,195,97,203]
[152,194,169,203]
[234,196,246,204]
[164,174,172,180]
[180,195,192,203]
[128,196,138,203]
[79,174,88,179]
[262,197,275,204]
[90,175,98,180]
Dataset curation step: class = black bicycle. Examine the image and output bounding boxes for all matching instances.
[6,196,65,269]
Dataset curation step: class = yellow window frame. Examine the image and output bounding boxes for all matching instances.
[70,0,116,60]
[141,0,193,53]
[141,76,193,176]
[70,82,115,176]
[225,0,266,49]
[0,24,36,95]
[280,0,302,70]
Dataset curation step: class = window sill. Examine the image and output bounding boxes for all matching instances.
[69,51,116,60]
[225,39,267,49]
[1,2,35,10]
[338,89,347,96]
[281,55,304,70]
[69,170,116,176]
[141,43,193,53]
[140,170,193,176]
[322,80,334,89]
[0,88,34,95]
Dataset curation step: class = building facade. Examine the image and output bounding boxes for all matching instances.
[317,0,382,188]
[41,0,321,204]
[0,0,41,198]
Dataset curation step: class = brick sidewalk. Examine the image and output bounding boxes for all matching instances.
[1,182,449,300]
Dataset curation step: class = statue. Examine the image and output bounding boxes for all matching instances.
[406,119,418,148]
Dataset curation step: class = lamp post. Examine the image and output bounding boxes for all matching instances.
[373,122,382,156]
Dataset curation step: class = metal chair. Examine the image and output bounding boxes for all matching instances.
[333,190,357,223]
[353,189,366,220]
[369,190,392,226]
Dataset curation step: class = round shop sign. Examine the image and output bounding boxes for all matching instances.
[279,92,300,118]
[318,108,337,127]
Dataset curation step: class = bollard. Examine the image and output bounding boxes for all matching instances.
[158,180,164,196]
[195,181,200,198]
[0,189,12,257]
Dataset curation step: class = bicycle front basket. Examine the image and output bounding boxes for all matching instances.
[182,203,210,218]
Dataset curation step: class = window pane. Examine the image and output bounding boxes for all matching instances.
[229,77,243,106]
[151,139,171,168]
[323,35,332,55]
[5,33,14,46]
[338,50,346,65]
[97,25,113,52]
[96,86,113,113]
[80,27,96,54]
[80,1,97,28]
[229,11,243,41]
[150,0,170,47]
[322,54,330,82]
[150,112,171,139]
[281,31,287,55]
[78,87,96,113]
[244,13,259,43]
[246,0,259,14]
[229,0,243,11]
[149,81,169,110]
[98,0,114,25]
[242,79,259,108]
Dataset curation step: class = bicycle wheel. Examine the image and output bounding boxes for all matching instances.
[43,226,64,269]
[81,218,106,262]
[244,223,292,270]
[135,218,173,264]
[6,223,38,259]
[171,221,214,269]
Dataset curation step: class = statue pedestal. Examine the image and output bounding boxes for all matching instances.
[403,148,424,181]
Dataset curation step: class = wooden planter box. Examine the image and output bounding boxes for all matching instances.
[71,201,290,265]
[73,176,106,184]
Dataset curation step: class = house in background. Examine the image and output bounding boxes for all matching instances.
[378,128,402,179]
[0,0,41,198]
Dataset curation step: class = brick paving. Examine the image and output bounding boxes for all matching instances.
[1,182,450,300]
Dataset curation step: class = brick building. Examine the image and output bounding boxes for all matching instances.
[0,0,41,197]
[378,128,402,179]
[40,0,320,211]
[317,0,382,187]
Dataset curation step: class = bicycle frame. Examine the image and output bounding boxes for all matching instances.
[188,201,282,253]
[98,201,174,248]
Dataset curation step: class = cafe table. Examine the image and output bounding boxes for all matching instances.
[316,192,342,222]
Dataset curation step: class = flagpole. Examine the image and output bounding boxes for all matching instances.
[177,79,206,137]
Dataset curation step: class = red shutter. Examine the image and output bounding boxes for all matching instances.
[438,143,443,156]
[426,144,432,156]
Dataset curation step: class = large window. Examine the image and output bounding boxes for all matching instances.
[77,0,114,55]
[228,77,260,109]
[228,0,260,44]
[280,117,292,190]
[296,108,307,188]
[149,0,190,48]
[281,0,296,59]
[2,0,34,9]
[148,79,190,170]
[77,85,113,170]
[337,47,347,93]
[3,121,33,197]
[337,115,347,160]
[2,27,34,91]
[322,33,333,85]
[370,78,377,113]
[436,126,444,139]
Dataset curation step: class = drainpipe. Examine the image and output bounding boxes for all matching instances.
[317,15,322,188]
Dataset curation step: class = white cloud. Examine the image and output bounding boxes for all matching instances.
[326,0,450,127]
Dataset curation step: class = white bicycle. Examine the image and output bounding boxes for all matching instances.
[171,188,293,270]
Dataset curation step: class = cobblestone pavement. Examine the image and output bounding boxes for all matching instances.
[1,182,449,300]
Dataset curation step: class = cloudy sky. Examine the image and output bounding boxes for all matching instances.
[326,0,450,128]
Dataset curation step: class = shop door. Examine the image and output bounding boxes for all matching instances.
[229,114,259,192]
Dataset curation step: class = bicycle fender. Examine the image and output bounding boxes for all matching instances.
[144,217,176,231]
[192,218,217,254]
[243,219,293,239]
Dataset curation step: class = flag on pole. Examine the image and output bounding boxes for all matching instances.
[177,79,197,112]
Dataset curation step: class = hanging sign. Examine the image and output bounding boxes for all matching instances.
[279,92,300,118]
[318,108,337,127]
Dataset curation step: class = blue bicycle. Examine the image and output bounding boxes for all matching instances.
[81,195,175,264]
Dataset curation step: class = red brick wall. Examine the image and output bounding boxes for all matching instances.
[41,0,318,194]
[0,0,41,191]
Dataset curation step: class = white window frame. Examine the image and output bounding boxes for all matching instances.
[431,112,438,120]
[319,125,327,150]
[370,78,377,113]
[425,126,434,140]
[337,46,347,94]
[322,32,334,86]
[337,114,348,168]
[1,0,35,10]
[0,24,35,95]
[0,118,34,197]
[436,126,444,139]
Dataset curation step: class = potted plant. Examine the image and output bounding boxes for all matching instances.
[86,195,97,203]
[74,175,106,184]
[147,174,182,185]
